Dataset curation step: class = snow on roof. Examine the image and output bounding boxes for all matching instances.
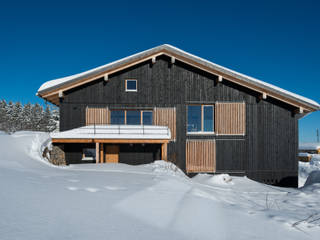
[38,44,320,110]
[299,143,320,151]
[51,125,171,140]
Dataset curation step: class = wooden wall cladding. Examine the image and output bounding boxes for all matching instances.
[153,107,176,140]
[215,102,246,135]
[85,107,109,125]
[186,140,216,173]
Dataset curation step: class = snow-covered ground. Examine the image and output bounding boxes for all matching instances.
[1,132,320,240]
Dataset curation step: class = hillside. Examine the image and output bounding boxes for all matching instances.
[0,132,320,240]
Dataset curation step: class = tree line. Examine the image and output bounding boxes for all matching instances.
[0,100,59,133]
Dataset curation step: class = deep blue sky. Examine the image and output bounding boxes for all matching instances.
[0,0,319,142]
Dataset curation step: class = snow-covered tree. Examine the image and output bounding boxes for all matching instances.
[0,100,8,131]
[0,100,59,133]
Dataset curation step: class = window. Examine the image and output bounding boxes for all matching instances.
[125,79,137,92]
[111,110,125,124]
[110,110,153,125]
[187,106,202,132]
[126,110,140,125]
[187,105,214,133]
[142,111,153,125]
[82,148,96,161]
[203,106,214,132]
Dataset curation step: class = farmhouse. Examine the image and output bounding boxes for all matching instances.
[37,44,319,187]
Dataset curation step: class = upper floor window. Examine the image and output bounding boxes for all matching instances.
[110,109,153,125]
[125,79,137,92]
[187,105,214,133]
[142,111,153,125]
[110,110,125,124]
[126,110,140,125]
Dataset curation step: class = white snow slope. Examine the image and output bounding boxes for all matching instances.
[1,132,320,240]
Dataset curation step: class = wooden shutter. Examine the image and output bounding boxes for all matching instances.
[215,102,246,135]
[153,107,176,140]
[85,107,109,125]
[186,140,216,173]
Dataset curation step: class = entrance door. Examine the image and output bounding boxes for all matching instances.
[105,145,120,163]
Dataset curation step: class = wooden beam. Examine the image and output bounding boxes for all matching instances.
[96,139,169,144]
[58,90,64,98]
[100,143,104,163]
[171,56,175,64]
[299,107,304,114]
[161,143,168,161]
[95,142,99,164]
[262,92,267,99]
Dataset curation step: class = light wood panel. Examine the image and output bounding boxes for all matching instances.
[100,143,104,163]
[95,142,100,164]
[105,145,119,163]
[215,102,246,135]
[186,140,216,173]
[153,107,176,140]
[161,143,168,161]
[85,107,109,125]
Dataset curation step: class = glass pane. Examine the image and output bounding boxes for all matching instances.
[126,80,137,91]
[187,106,201,132]
[126,110,141,125]
[82,148,95,160]
[203,106,214,132]
[142,111,153,125]
[111,110,125,124]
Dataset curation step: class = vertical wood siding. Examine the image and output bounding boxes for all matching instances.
[85,107,110,125]
[186,140,216,173]
[60,56,298,186]
[153,107,176,140]
[215,102,246,135]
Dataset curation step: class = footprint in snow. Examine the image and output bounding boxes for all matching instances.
[85,188,100,193]
[68,179,80,183]
[67,186,79,191]
[104,186,127,191]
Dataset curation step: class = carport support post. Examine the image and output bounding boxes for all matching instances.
[161,142,168,161]
[100,143,104,163]
[95,142,99,164]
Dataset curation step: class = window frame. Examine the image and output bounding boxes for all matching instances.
[110,109,153,125]
[187,104,215,134]
[125,79,137,92]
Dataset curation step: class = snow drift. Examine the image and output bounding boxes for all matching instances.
[0,132,320,240]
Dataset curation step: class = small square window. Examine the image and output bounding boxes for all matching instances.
[126,79,137,92]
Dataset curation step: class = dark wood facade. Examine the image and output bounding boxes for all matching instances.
[58,55,299,187]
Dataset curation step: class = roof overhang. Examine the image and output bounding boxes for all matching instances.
[37,44,320,114]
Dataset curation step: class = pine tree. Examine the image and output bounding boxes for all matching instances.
[0,100,8,131]
[40,106,51,132]
[12,102,24,131]
[22,103,33,130]
[6,101,14,133]
[31,103,43,131]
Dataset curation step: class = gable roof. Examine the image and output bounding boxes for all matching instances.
[37,44,320,113]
